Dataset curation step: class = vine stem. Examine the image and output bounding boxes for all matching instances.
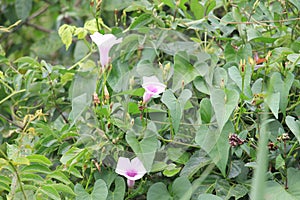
[68,51,92,71]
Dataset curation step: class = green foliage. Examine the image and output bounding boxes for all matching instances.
[1,0,300,199]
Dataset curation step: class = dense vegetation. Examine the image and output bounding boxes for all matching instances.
[1,0,300,199]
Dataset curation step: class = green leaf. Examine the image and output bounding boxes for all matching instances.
[198,194,223,200]
[58,24,75,50]
[0,175,11,186]
[191,0,204,19]
[286,116,300,143]
[265,92,280,119]
[151,161,168,172]
[216,179,248,199]
[129,13,153,30]
[161,0,176,8]
[172,51,200,91]
[147,182,171,200]
[126,129,157,171]
[51,184,76,196]
[75,184,90,200]
[195,121,233,175]
[12,157,30,165]
[246,28,277,43]
[21,173,44,183]
[287,53,300,65]
[161,89,182,134]
[14,56,40,67]
[228,160,243,179]
[275,154,285,170]
[210,88,239,131]
[107,177,125,200]
[26,154,52,166]
[91,179,108,200]
[194,76,210,95]
[228,65,252,98]
[178,89,192,112]
[172,176,192,200]
[180,150,211,178]
[0,181,10,192]
[60,147,88,166]
[288,0,300,10]
[269,72,294,116]
[74,40,89,62]
[69,71,97,124]
[224,43,252,64]
[265,168,300,199]
[21,163,51,174]
[15,0,32,20]
[163,163,181,177]
[47,171,72,185]
[199,98,213,124]
[40,185,60,200]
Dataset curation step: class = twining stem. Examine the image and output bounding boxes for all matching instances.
[158,136,200,148]
[68,51,92,71]
[0,89,26,105]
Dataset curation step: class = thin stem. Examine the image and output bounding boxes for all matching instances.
[68,51,93,70]
[158,136,200,148]
[0,89,26,105]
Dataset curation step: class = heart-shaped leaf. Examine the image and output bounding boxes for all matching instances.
[210,88,239,131]
[126,129,157,171]
[195,121,233,175]
[161,89,182,134]
[147,182,171,200]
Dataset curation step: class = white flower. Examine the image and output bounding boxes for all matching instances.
[142,76,166,103]
[90,32,122,68]
[115,157,147,188]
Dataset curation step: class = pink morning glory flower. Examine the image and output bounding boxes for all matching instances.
[142,76,166,103]
[115,157,147,188]
[90,32,122,68]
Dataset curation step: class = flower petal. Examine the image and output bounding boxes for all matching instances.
[115,157,131,176]
[131,157,147,174]
[143,91,154,103]
[90,32,122,67]
[142,76,166,103]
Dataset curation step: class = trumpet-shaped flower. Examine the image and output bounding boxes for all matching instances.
[90,32,122,68]
[142,76,166,103]
[115,157,147,188]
